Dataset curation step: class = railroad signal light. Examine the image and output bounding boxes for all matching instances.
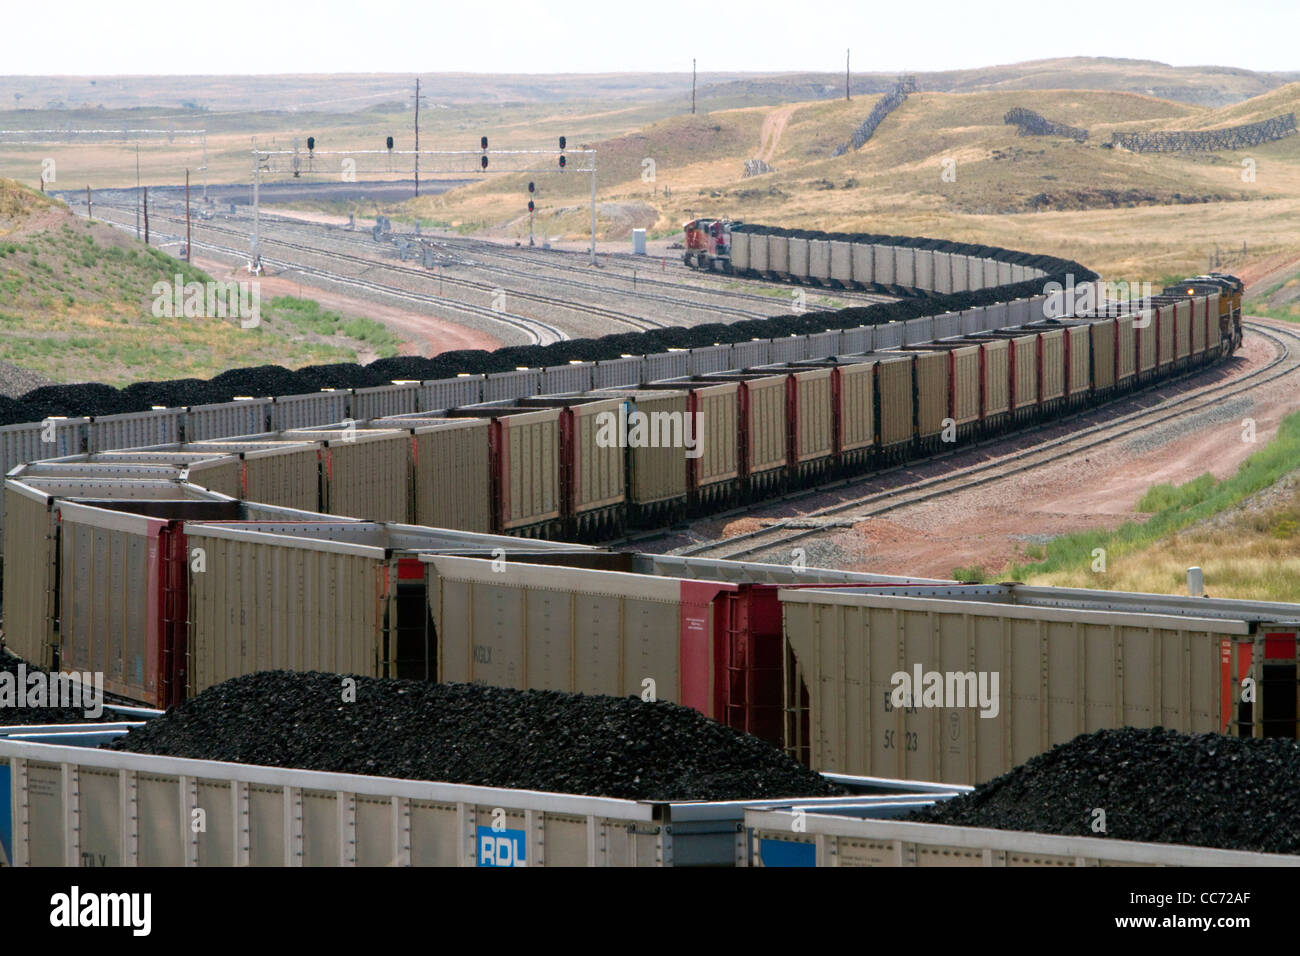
[528,181,535,194]
[481,155,489,170]
[307,136,315,153]
[559,154,566,169]
[528,200,534,212]
[386,136,394,150]
[481,136,489,150]
[559,136,566,150]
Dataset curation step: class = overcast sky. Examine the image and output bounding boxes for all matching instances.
[10,0,1297,75]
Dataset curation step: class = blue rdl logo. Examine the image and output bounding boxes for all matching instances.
[477,827,526,867]
[760,839,816,867]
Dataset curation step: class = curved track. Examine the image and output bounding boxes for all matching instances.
[675,321,1298,561]
[89,206,572,346]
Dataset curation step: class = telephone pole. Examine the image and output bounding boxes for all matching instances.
[692,59,696,114]
[185,168,192,263]
[413,77,420,198]
[135,146,141,238]
[846,49,851,100]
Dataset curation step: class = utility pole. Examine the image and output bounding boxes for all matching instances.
[846,49,851,100]
[590,157,597,265]
[135,146,141,238]
[414,77,420,198]
[86,184,92,221]
[185,168,192,263]
[692,59,696,115]
[143,186,149,244]
[251,141,262,273]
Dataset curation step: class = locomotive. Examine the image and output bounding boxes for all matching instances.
[683,218,735,272]
[1163,273,1244,349]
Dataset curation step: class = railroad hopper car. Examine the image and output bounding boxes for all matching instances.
[788,356,878,473]
[899,341,981,442]
[512,396,627,540]
[778,585,1300,784]
[423,551,947,748]
[1021,321,1092,410]
[279,427,414,524]
[182,521,593,694]
[873,354,915,462]
[1164,274,1241,351]
[0,725,990,868]
[368,415,493,533]
[615,379,742,512]
[175,440,324,514]
[745,808,1300,869]
[6,496,598,707]
[1070,309,1138,393]
[721,225,1054,299]
[440,403,563,539]
[1,476,357,704]
[13,452,245,501]
[10,707,1299,869]
[959,330,1039,425]
[698,372,791,497]
[581,388,691,527]
[8,727,1297,867]
[748,363,837,486]
[879,348,950,453]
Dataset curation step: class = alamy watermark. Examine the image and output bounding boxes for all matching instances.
[1042,274,1153,322]
[594,406,704,459]
[890,664,999,718]
[0,663,104,719]
[152,274,261,328]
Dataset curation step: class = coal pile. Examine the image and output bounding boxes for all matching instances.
[910,727,1300,855]
[0,651,116,725]
[105,671,845,801]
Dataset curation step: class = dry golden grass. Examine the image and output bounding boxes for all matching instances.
[9,79,1299,283]
[386,86,1300,280]
[1026,527,1300,602]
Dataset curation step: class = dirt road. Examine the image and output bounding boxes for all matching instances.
[758,105,797,165]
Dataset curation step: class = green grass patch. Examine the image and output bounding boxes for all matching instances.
[1244,299,1300,323]
[1136,472,1218,513]
[952,565,987,583]
[268,296,401,357]
[1007,410,1300,579]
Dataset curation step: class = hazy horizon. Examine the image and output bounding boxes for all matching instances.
[6,0,1296,76]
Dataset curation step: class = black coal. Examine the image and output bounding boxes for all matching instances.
[0,651,116,725]
[104,671,845,801]
[910,727,1300,855]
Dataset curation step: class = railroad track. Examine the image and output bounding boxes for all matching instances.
[87,206,572,346]
[674,320,1298,561]
[412,232,894,312]
[175,202,891,316]
[112,204,676,333]
[97,200,768,332]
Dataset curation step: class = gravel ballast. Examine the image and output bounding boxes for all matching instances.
[104,671,845,802]
[910,727,1300,855]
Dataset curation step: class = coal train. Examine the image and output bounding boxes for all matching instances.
[1,228,1248,726]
